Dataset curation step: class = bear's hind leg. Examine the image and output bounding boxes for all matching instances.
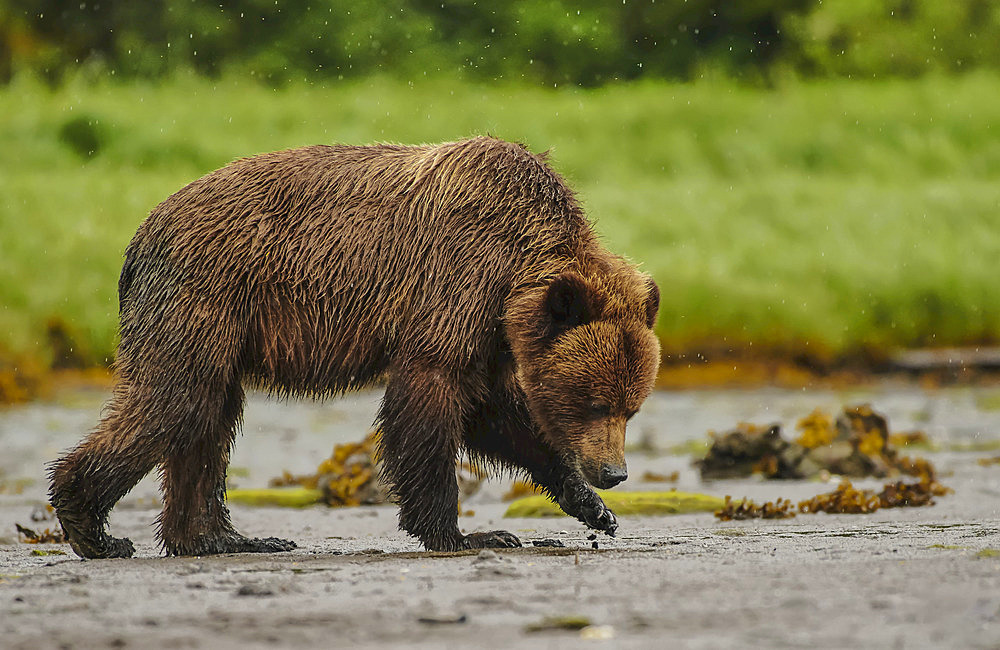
[49,385,167,559]
[157,378,295,556]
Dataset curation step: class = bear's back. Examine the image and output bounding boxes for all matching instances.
[121,138,602,380]
[137,138,589,289]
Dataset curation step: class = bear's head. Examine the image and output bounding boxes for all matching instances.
[507,268,661,489]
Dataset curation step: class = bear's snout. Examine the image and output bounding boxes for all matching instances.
[597,463,627,489]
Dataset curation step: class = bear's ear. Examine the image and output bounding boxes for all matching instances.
[643,276,660,329]
[544,271,600,337]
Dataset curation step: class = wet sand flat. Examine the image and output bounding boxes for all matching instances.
[2,384,999,648]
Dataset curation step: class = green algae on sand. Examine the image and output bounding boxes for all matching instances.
[226,487,323,508]
[504,490,725,518]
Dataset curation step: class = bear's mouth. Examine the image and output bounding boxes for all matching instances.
[577,458,627,490]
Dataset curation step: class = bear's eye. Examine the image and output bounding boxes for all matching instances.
[588,402,611,418]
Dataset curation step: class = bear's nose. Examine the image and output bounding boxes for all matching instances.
[599,463,627,488]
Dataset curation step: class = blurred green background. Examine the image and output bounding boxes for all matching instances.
[1,0,999,377]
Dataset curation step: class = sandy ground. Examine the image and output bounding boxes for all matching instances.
[1,383,1000,648]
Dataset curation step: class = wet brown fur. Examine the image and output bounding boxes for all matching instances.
[48,136,660,557]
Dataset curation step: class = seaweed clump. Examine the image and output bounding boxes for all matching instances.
[715,496,797,521]
[797,481,882,514]
[14,504,67,543]
[15,523,66,544]
[698,404,933,480]
[697,423,797,480]
[876,479,951,508]
[716,475,952,520]
[799,477,951,513]
[268,431,482,506]
[269,431,389,506]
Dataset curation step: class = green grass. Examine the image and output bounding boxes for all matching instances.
[2,71,1000,366]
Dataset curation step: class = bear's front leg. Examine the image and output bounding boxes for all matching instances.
[553,472,618,537]
[464,384,619,539]
[377,365,521,551]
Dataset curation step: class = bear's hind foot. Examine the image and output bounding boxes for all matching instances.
[461,530,522,549]
[64,528,135,560]
[165,534,297,556]
[55,512,136,559]
[69,533,136,560]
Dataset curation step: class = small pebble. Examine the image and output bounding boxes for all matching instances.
[236,584,274,597]
[418,614,467,625]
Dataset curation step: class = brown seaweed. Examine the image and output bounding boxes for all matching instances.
[717,476,952,520]
[269,431,388,506]
[714,496,797,521]
[795,408,835,449]
[800,478,951,513]
[15,523,67,544]
[699,404,943,482]
[696,423,800,479]
[797,481,882,514]
[269,431,483,507]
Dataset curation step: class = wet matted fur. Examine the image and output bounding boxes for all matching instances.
[48,136,661,557]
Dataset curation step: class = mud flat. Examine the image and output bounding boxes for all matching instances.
[1,383,999,648]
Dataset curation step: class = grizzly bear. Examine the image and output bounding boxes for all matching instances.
[48,136,661,557]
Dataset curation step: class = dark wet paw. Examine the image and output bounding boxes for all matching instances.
[585,502,618,537]
[559,482,618,537]
[56,510,135,560]
[105,535,138,558]
[67,533,135,560]
[462,530,522,549]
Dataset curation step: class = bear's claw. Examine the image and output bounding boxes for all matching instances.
[574,493,618,536]
[590,504,618,537]
[462,530,522,549]
[559,479,619,537]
